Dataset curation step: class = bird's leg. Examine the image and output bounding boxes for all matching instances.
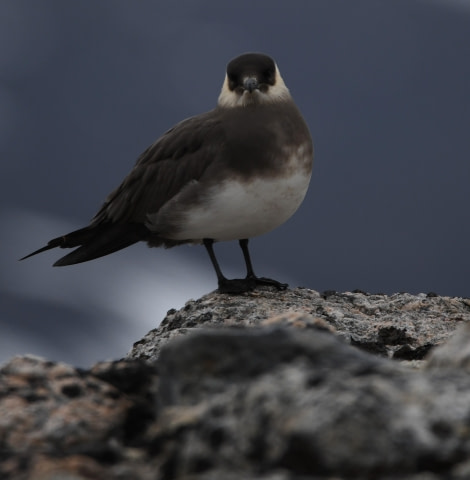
[203,238,226,283]
[239,238,288,290]
[203,238,255,294]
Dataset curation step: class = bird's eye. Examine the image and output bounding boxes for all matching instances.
[265,70,275,85]
[227,75,238,92]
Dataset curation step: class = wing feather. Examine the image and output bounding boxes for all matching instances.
[91,110,224,225]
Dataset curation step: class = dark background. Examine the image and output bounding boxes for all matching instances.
[1,0,469,366]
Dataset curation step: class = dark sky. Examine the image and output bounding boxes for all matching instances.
[1,0,469,366]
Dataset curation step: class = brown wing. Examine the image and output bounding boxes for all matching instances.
[20,109,226,266]
[91,109,224,225]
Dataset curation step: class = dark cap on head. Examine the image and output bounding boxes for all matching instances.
[226,53,276,92]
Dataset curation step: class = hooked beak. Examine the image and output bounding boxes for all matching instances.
[243,77,259,93]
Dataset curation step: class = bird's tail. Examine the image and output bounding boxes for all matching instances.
[20,223,148,266]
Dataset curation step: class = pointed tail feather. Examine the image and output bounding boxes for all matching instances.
[19,239,64,261]
[20,223,148,266]
[53,225,145,266]
[20,225,97,261]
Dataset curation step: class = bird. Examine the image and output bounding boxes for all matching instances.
[21,52,313,294]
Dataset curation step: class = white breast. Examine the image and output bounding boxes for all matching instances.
[171,168,311,242]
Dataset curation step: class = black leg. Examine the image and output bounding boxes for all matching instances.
[203,238,226,284]
[204,238,288,294]
[239,239,288,290]
[203,238,256,294]
[239,238,256,277]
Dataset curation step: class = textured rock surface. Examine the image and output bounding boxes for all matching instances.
[0,356,158,479]
[155,327,470,479]
[127,288,469,362]
[1,287,470,479]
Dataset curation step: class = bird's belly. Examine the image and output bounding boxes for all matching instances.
[171,171,310,242]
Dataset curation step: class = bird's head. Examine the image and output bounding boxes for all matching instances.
[218,53,291,108]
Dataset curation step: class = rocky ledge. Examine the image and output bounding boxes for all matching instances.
[1,288,470,479]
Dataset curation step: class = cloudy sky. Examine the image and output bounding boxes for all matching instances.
[1,0,469,366]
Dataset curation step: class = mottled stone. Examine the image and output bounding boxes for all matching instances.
[152,327,470,478]
[127,288,469,362]
[2,287,470,479]
[0,355,158,480]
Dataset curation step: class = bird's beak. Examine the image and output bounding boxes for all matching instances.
[243,77,259,93]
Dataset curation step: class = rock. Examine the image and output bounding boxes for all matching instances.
[426,323,470,372]
[127,288,469,362]
[0,355,158,480]
[152,327,470,479]
[1,287,470,479]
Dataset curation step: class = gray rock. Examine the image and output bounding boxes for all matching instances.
[127,288,470,362]
[0,355,158,480]
[2,287,470,479]
[152,327,470,478]
[426,323,470,372]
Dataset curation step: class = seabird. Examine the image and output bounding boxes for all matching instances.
[21,53,313,294]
